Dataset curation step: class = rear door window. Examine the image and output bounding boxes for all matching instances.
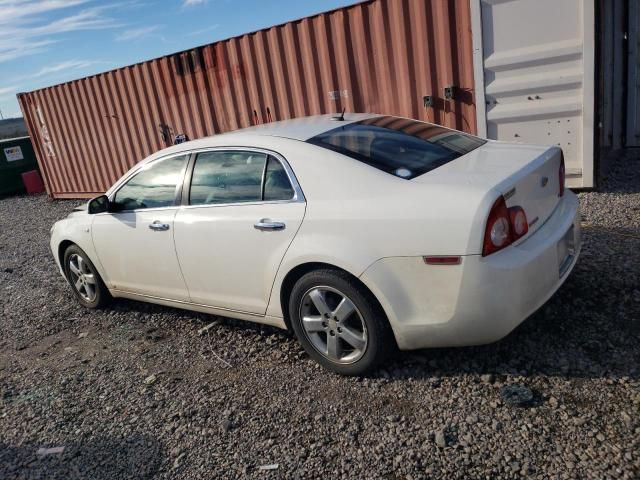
[307,116,486,179]
[189,151,267,205]
[189,151,297,205]
[263,156,295,201]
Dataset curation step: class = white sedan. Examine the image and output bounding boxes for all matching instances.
[50,113,581,375]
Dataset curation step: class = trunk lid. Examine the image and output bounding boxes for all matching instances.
[414,141,563,239]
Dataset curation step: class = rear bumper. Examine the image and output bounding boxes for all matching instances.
[360,191,581,350]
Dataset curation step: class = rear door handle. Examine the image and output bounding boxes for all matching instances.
[149,221,170,231]
[254,219,286,231]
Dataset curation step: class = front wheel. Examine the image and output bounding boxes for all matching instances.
[288,269,393,376]
[63,244,111,309]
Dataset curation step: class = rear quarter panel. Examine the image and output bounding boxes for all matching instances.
[263,140,493,318]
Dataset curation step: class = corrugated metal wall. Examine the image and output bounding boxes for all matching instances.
[18,0,477,198]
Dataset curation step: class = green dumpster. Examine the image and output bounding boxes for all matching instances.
[0,136,39,196]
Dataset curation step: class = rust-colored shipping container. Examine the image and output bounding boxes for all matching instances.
[18,0,476,198]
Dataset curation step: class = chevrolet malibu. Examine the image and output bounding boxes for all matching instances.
[50,114,581,375]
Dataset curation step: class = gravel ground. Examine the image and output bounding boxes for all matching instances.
[1,150,639,479]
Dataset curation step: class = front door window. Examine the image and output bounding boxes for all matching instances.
[113,155,188,211]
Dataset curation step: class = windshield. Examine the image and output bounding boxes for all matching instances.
[307,116,486,179]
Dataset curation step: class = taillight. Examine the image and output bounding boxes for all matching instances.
[559,153,565,197]
[482,197,529,256]
[509,206,528,239]
[483,197,512,256]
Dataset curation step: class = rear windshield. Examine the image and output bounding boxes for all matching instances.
[307,116,486,179]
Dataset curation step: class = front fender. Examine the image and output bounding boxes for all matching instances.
[50,216,109,285]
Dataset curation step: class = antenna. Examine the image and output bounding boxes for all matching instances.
[332,107,346,121]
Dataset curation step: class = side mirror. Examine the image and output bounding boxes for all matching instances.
[88,195,110,214]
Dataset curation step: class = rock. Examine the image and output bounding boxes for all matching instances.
[78,332,88,339]
[221,419,232,433]
[36,446,65,456]
[173,452,186,469]
[4,267,14,273]
[548,396,559,408]
[144,374,157,385]
[480,374,495,384]
[573,417,588,426]
[435,430,446,448]
[197,321,219,336]
[501,384,534,407]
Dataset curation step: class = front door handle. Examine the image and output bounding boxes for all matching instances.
[149,221,170,231]
[254,219,286,231]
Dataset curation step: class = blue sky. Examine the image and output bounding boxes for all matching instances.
[0,0,359,119]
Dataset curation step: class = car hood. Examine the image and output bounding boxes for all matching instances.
[73,202,89,212]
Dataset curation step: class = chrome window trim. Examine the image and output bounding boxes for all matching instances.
[184,146,305,208]
[103,146,305,214]
[179,198,301,211]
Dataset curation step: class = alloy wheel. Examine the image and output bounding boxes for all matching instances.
[68,253,97,302]
[299,286,368,364]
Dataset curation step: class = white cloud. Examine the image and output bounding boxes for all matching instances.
[0,0,89,25]
[0,85,17,97]
[31,7,120,35]
[185,24,219,36]
[182,0,207,7]
[0,1,125,64]
[32,59,105,78]
[2,59,114,92]
[0,39,57,63]
[115,25,161,41]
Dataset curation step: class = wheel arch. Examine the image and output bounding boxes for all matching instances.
[277,261,391,337]
[54,234,109,288]
[58,239,75,268]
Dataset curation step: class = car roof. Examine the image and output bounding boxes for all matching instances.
[109,113,385,195]
[139,113,381,165]
[235,112,380,140]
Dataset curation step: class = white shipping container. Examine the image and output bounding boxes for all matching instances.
[470,0,596,188]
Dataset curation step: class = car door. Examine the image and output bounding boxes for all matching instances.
[173,149,306,314]
[91,153,191,301]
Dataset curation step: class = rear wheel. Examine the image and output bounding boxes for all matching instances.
[63,244,111,309]
[289,269,393,376]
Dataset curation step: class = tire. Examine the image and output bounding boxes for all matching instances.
[63,244,111,309]
[288,268,393,376]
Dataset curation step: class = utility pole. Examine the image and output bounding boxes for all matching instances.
[0,107,4,120]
